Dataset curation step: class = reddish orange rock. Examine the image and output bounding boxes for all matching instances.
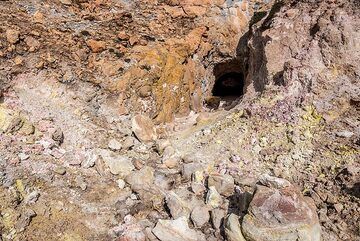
[86,39,106,53]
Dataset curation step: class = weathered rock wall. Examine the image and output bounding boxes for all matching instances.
[0,0,274,123]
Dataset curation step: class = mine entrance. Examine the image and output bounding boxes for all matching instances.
[212,72,245,98]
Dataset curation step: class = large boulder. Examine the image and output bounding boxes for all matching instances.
[242,175,321,241]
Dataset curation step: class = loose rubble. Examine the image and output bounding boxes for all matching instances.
[0,0,359,240]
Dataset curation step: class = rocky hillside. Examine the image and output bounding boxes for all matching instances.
[0,0,359,241]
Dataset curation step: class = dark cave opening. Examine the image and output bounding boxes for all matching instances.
[212,72,245,97]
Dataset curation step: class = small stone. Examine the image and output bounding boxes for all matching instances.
[132,115,157,143]
[206,186,222,209]
[192,170,204,183]
[82,153,98,168]
[182,163,204,181]
[258,174,291,189]
[138,85,152,98]
[60,0,72,5]
[225,214,246,241]
[334,203,344,213]
[129,36,139,46]
[126,166,163,206]
[162,146,175,159]
[166,191,192,219]
[24,36,40,52]
[108,139,122,151]
[61,70,74,83]
[163,157,179,169]
[191,206,210,227]
[15,209,36,232]
[336,131,354,138]
[6,29,20,44]
[75,176,87,191]
[14,56,24,65]
[103,154,134,176]
[18,121,35,135]
[208,173,235,197]
[117,179,126,189]
[123,136,135,150]
[54,166,66,175]
[52,128,64,145]
[118,31,129,40]
[132,159,144,170]
[18,153,30,161]
[156,139,171,154]
[33,11,45,24]
[86,39,106,53]
[24,191,40,204]
[191,182,206,196]
[205,96,221,109]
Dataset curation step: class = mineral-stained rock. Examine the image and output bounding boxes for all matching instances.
[86,39,106,53]
[242,176,321,241]
[208,173,235,197]
[225,214,246,241]
[0,107,23,133]
[152,216,205,241]
[132,114,157,143]
[206,186,222,209]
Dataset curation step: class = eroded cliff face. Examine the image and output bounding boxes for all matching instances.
[0,0,359,241]
[0,0,274,123]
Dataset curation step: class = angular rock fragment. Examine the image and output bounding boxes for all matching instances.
[15,209,36,232]
[52,128,64,145]
[191,205,210,227]
[242,176,321,241]
[99,150,134,176]
[152,217,205,241]
[206,186,222,209]
[6,29,20,44]
[126,166,163,208]
[225,214,246,241]
[132,114,157,143]
[166,188,203,219]
[208,173,235,197]
[86,39,106,53]
[108,138,122,151]
[211,208,226,230]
